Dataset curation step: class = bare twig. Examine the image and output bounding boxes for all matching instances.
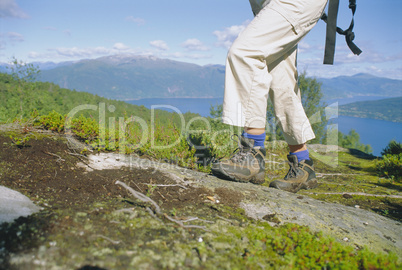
[163,214,207,230]
[67,152,87,158]
[114,208,136,214]
[316,173,362,178]
[95,235,122,245]
[132,182,144,193]
[306,192,402,199]
[157,190,167,200]
[116,180,161,214]
[116,180,208,231]
[146,207,163,222]
[43,151,65,162]
[181,217,214,224]
[141,183,188,190]
[217,215,236,224]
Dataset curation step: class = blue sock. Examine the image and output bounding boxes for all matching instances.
[290,149,310,161]
[242,131,265,148]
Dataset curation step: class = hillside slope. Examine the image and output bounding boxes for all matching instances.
[339,97,402,122]
[318,73,402,99]
[0,125,400,269]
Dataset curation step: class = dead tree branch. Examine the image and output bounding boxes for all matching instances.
[115,180,209,231]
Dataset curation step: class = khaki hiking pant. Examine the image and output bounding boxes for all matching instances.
[222,0,328,145]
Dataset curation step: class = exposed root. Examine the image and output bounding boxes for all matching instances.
[217,215,237,224]
[163,214,207,230]
[115,180,209,231]
[116,180,161,214]
[316,173,363,178]
[307,192,402,199]
[141,183,188,190]
[67,152,87,159]
[43,151,65,163]
[94,235,122,245]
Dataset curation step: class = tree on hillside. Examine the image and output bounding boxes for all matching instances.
[338,129,373,154]
[7,58,41,117]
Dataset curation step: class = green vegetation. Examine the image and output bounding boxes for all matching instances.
[0,61,374,169]
[381,140,402,156]
[339,97,402,123]
[0,59,200,127]
[376,140,402,182]
[337,129,373,154]
[0,63,400,269]
[304,149,401,221]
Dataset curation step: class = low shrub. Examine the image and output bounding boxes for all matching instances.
[381,140,402,156]
[376,153,402,182]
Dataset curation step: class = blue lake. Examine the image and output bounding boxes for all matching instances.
[127,97,402,156]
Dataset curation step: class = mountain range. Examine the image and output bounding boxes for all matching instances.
[36,55,225,100]
[1,54,401,101]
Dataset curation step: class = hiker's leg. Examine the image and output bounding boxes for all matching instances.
[222,0,328,130]
[268,46,315,146]
[214,0,327,185]
[267,43,318,193]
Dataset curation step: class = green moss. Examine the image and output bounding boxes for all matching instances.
[1,117,400,269]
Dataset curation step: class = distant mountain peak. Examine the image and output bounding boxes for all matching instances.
[99,54,160,62]
[351,73,380,79]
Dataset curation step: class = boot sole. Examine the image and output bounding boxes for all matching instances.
[300,178,318,190]
[270,178,318,193]
[212,168,265,185]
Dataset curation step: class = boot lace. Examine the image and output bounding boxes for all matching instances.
[285,160,300,179]
[229,135,251,163]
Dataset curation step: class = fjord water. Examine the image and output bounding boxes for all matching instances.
[128,98,402,156]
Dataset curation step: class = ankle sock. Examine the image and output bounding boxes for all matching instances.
[290,149,310,161]
[242,131,265,148]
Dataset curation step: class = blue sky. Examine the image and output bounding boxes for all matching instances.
[1,0,402,79]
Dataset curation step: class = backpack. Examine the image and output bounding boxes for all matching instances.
[322,0,362,65]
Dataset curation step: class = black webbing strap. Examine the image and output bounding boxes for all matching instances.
[322,0,362,65]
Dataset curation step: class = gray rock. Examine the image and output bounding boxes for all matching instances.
[0,185,42,224]
[82,153,402,256]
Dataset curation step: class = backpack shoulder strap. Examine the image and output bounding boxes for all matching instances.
[322,0,362,65]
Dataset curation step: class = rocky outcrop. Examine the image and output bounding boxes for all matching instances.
[79,152,401,256]
[0,186,42,224]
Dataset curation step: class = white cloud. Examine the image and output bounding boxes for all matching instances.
[27,51,41,59]
[181,39,209,51]
[125,16,145,26]
[7,32,24,43]
[0,32,24,48]
[113,42,130,51]
[213,20,250,49]
[167,52,212,60]
[54,46,117,58]
[150,40,169,51]
[54,47,95,58]
[0,0,28,19]
[27,43,139,61]
[299,41,311,50]
[298,41,313,53]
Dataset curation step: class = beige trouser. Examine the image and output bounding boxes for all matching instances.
[222,0,328,145]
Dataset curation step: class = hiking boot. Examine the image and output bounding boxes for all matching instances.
[211,135,266,184]
[269,155,318,193]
